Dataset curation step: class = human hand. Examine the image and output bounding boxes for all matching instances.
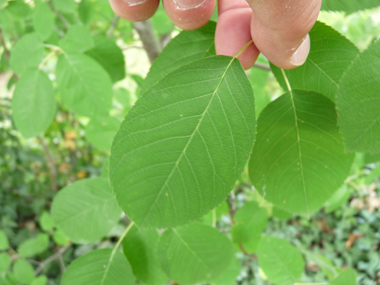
[108,0,321,69]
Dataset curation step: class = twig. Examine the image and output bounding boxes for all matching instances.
[35,244,72,275]
[37,136,58,192]
[58,254,66,273]
[132,20,161,63]
[107,15,120,38]
[228,191,237,222]
[0,27,10,61]
[253,62,271,71]
[239,244,258,261]
[47,1,71,29]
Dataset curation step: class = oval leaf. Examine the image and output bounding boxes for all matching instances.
[329,268,356,285]
[110,56,256,228]
[51,178,121,244]
[0,253,11,274]
[157,224,235,284]
[33,3,55,40]
[18,234,49,258]
[85,116,121,151]
[257,236,304,285]
[12,69,56,138]
[13,259,35,285]
[249,90,354,216]
[59,25,94,53]
[271,21,359,102]
[0,231,9,251]
[337,39,380,153]
[123,225,168,285]
[56,53,112,117]
[62,248,134,285]
[10,33,44,75]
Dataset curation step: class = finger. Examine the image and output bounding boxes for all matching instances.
[108,0,159,22]
[163,0,216,30]
[215,0,259,70]
[247,0,321,69]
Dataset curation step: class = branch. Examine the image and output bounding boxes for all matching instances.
[35,244,72,275]
[239,244,258,261]
[37,136,58,192]
[107,15,120,38]
[0,27,10,61]
[47,1,71,29]
[253,62,271,71]
[132,20,161,64]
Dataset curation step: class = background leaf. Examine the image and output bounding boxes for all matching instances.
[0,231,9,251]
[61,249,135,285]
[110,56,256,228]
[33,3,55,41]
[0,253,11,274]
[12,69,56,138]
[13,259,35,285]
[257,236,305,285]
[157,224,235,284]
[10,33,44,75]
[85,36,125,83]
[59,25,94,53]
[56,53,112,117]
[39,211,54,232]
[141,21,216,93]
[321,0,380,13]
[329,268,356,285]
[51,178,121,244]
[336,39,380,153]
[249,90,354,215]
[271,21,359,101]
[123,225,168,285]
[85,116,121,151]
[18,234,49,258]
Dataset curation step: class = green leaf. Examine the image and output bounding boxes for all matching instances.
[249,90,354,216]
[151,4,174,35]
[52,0,76,14]
[10,33,44,75]
[142,21,216,93]
[272,207,292,220]
[53,230,69,246]
[257,236,305,285]
[18,234,49,258]
[59,25,94,53]
[13,259,35,285]
[113,87,131,116]
[336,39,380,153]
[85,116,121,151]
[205,255,241,285]
[324,184,351,213]
[61,248,135,285]
[110,56,256,228]
[39,211,54,232]
[365,163,380,185]
[123,225,168,285]
[78,0,93,25]
[31,275,47,285]
[157,224,235,284]
[12,69,56,138]
[86,36,126,83]
[0,230,9,251]
[232,201,268,251]
[321,0,380,13]
[51,178,121,244]
[251,57,270,117]
[271,22,359,102]
[329,268,356,285]
[101,158,110,178]
[0,253,11,273]
[56,53,113,117]
[33,3,55,40]
[6,0,31,18]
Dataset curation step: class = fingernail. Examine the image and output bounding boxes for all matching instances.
[173,0,206,10]
[290,34,310,66]
[123,0,147,6]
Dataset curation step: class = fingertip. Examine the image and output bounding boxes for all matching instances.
[109,0,159,22]
[163,0,215,30]
[289,34,310,68]
[215,8,259,70]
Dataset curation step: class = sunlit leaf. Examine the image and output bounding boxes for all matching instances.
[0,231,8,251]
[62,249,134,285]
[110,56,256,228]
[12,69,56,138]
[257,236,304,285]
[59,25,94,53]
[51,178,121,244]
[337,39,380,153]
[33,3,55,40]
[249,90,354,215]
[157,224,235,284]
[329,268,356,285]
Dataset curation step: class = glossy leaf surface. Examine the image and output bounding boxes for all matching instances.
[249,90,354,215]
[110,56,256,228]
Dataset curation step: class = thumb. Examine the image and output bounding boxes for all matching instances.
[248,0,321,69]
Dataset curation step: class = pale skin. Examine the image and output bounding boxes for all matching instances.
[108,0,322,69]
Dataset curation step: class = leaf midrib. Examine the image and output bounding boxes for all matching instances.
[140,57,236,226]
